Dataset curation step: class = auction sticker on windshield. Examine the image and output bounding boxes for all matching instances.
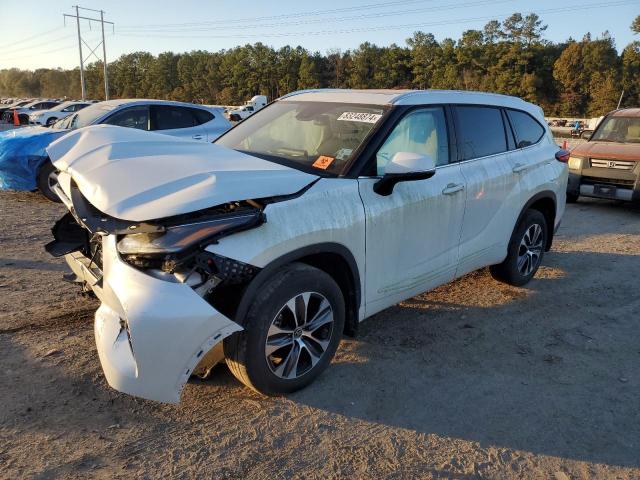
[312,155,335,169]
[337,112,382,123]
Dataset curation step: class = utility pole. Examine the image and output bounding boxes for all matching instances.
[74,6,85,100]
[100,10,109,100]
[64,6,114,101]
[617,89,624,109]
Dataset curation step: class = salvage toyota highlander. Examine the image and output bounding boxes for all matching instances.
[45,89,568,403]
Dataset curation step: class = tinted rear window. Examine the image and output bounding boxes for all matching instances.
[454,106,507,160]
[507,109,544,148]
[153,105,197,130]
[191,108,214,125]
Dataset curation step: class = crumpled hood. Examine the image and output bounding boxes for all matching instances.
[572,141,640,162]
[46,124,318,221]
[0,126,69,190]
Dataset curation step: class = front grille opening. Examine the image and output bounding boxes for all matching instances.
[582,176,635,187]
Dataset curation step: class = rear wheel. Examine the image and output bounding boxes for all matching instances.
[225,263,345,395]
[46,117,57,126]
[36,160,62,203]
[566,192,579,203]
[490,209,547,286]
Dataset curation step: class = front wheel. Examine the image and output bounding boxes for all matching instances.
[225,263,345,395]
[566,192,579,203]
[36,160,62,203]
[490,209,547,286]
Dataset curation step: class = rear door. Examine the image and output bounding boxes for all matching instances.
[453,105,521,277]
[150,105,205,140]
[190,107,223,141]
[505,108,556,183]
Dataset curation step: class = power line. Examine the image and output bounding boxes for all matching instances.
[2,34,76,54]
[118,0,439,29]
[0,44,78,62]
[0,26,65,50]
[114,0,636,40]
[117,0,514,33]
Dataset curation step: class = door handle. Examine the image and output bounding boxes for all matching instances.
[512,163,529,173]
[192,134,203,140]
[442,183,465,195]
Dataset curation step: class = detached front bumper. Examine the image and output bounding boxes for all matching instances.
[64,235,242,403]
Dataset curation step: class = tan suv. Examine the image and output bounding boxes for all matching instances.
[567,108,640,203]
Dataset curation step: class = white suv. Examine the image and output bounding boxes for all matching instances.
[45,89,568,403]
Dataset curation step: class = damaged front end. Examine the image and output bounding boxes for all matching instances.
[46,182,265,403]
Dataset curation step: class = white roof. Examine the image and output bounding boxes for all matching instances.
[95,99,218,111]
[281,89,539,115]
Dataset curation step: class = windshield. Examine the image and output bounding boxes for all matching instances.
[51,102,117,130]
[591,116,640,143]
[216,101,387,174]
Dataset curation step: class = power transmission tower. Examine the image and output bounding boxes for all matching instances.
[63,6,114,100]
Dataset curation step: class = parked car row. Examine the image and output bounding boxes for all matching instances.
[0,97,100,125]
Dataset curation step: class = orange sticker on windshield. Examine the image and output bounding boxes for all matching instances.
[313,155,335,170]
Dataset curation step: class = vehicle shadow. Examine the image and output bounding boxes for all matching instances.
[284,249,640,468]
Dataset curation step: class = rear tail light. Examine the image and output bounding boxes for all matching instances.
[555,149,570,163]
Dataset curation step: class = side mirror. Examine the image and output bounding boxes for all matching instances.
[373,152,436,196]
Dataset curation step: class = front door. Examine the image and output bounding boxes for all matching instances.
[358,107,467,317]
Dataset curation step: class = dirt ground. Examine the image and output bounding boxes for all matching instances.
[0,190,639,480]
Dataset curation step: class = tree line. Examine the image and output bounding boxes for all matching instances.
[2,13,639,117]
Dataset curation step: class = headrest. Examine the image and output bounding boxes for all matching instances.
[627,124,640,139]
[408,112,435,143]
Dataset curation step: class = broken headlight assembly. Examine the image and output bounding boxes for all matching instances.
[116,214,261,255]
[116,211,263,304]
[50,183,264,308]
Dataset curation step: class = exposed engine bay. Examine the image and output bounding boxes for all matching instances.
[46,181,265,318]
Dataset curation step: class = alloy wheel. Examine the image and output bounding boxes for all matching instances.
[47,170,58,191]
[265,291,334,379]
[517,223,543,276]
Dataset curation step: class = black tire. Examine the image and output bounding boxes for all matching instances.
[566,192,579,203]
[224,262,345,395]
[36,160,62,203]
[46,117,57,126]
[490,209,547,286]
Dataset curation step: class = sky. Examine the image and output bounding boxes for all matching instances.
[0,0,637,70]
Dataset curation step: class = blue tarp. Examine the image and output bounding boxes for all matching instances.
[0,127,69,190]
